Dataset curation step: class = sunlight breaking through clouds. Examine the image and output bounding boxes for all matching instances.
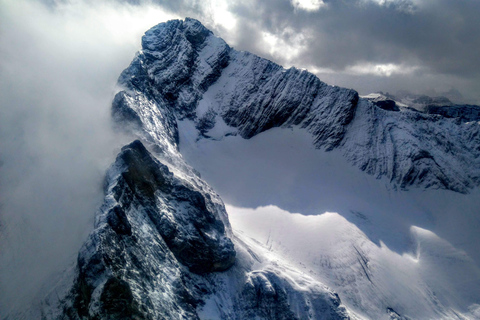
[200,0,238,31]
[261,28,310,66]
[291,0,327,12]
[347,62,419,77]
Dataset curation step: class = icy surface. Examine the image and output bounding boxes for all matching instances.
[180,126,480,319]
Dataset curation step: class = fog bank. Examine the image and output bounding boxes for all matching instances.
[0,0,176,315]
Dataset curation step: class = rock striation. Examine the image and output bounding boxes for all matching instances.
[55,140,235,319]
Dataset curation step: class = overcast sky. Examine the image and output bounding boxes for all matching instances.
[4,0,479,101]
[1,0,480,315]
[180,0,480,103]
[85,0,480,102]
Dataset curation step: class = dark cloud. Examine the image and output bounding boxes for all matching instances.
[216,0,480,102]
[40,0,478,102]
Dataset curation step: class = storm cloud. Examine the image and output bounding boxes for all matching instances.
[131,0,480,103]
[32,0,480,101]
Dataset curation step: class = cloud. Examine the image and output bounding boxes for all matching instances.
[222,0,480,102]
[0,0,178,314]
[62,0,477,102]
[291,0,327,12]
[346,62,419,77]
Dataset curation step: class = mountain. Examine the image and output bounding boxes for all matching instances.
[363,91,480,122]
[114,19,480,194]
[32,139,346,319]
[8,18,480,320]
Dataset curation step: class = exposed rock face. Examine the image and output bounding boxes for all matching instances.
[115,18,480,193]
[117,18,358,153]
[374,100,399,112]
[425,104,480,122]
[362,93,400,111]
[56,140,235,319]
[45,138,350,319]
[111,140,235,273]
[342,100,480,193]
[118,18,231,119]
[210,53,359,150]
[237,270,347,320]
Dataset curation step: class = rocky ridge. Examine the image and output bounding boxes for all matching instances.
[116,18,480,193]
[33,138,350,319]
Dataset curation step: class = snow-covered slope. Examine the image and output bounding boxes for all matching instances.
[179,124,480,320]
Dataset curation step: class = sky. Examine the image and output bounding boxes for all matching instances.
[2,0,479,100]
[0,0,480,315]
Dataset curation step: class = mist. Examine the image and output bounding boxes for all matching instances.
[0,0,177,315]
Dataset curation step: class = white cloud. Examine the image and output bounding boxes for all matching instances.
[207,0,238,31]
[346,62,419,77]
[261,28,311,66]
[291,0,326,12]
[0,0,178,315]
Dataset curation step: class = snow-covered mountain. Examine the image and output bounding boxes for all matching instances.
[8,18,480,320]
[115,18,480,194]
[362,91,480,122]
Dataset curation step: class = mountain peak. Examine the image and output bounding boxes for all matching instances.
[141,18,213,53]
[114,18,480,193]
[13,17,480,320]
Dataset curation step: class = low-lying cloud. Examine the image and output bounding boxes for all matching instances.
[0,0,177,314]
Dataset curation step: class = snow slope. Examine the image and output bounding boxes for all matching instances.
[179,124,480,319]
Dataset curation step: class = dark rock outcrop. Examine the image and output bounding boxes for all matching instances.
[373,99,399,111]
[59,140,235,319]
[425,104,480,122]
[237,270,349,320]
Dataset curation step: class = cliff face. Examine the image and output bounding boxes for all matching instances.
[57,140,235,319]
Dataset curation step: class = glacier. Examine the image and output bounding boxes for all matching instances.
[4,17,480,320]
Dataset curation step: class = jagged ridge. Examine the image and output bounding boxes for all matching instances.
[115,18,480,193]
[56,140,235,319]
